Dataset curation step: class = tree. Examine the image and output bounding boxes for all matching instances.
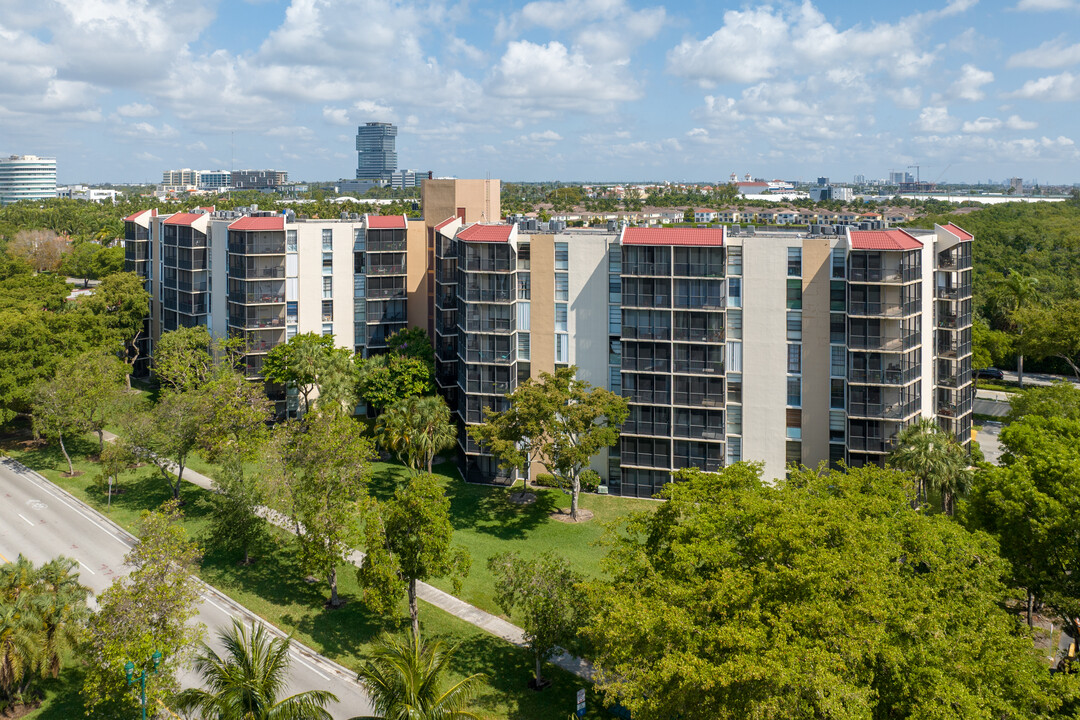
[376,395,456,474]
[64,349,130,455]
[356,353,434,412]
[7,230,68,272]
[999,272,1040,386]
[199,369,272,564]
[386,326,435,369]
[358,473,470,637]
[1006,382,1080,423]
[263,333,357,415]
[79,271,151,386]
[488,552,587,688]
[267,411,375,606]
[153,325,214,392]
[470,366,628,520]
[31,372,84,475]
[888,416,971,515]
[59,241,100,287]
[96,440,136,501]
[586,464,1073,720]
[355,632,484,720]
[33,557,91,679]
[966,415,1080,625]
[1017,300,1080,382]
[175,620,337,720]
[127,389,207,502]
[83,501,203,715]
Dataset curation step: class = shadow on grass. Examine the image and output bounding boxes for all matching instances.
[443,479,558,541]
[24,666,85,720]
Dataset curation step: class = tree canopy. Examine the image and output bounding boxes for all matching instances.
[586,463,1073,720]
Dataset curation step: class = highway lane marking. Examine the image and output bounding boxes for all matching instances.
[291,652,331,681]
[17,513,35,527]
[0,551,8,563]
[8,469,129,548]
[77,560,96,575]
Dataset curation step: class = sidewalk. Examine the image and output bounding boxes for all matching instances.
[103,431,594,680]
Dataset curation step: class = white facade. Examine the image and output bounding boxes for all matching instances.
[0,155,57,205]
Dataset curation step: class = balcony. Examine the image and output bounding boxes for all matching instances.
[849,368,919,386]
[621,327,671,341]
[460,288,514,303]
[622,358,671,373]
[673,392,724,408]
[847,434,898,454]
[367,286,406,299]
[461,317,515,334]
[847,401,918,421]
[936,340,972,359]
[673,263,724,278]
[621,294,671,309]
[673,329,724,343]
[621,421,671,437]
[936,397,973,417]
[623,263,671,276]
[366,239,406,253]
[228,240,286,255]
[460,259,513,272]
[935,287,960,300]
[436,292,456,309]
[229,292,285,305]
[673,427,726,441]
[177,301,208,316]
[848,301,916,318]
[231,265,285,280]
[229,316,285,329]
[848,268,905,283]
[848,334,918,352]
[622,388,671,405]
[673,360,724,375]
[462,349,515,364]
[368,263,406,276]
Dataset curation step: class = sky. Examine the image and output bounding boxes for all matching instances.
[2,0,1080,185]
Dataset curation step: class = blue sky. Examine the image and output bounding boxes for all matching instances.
[2,0,1079,185]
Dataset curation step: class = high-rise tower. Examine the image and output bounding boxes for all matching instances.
[355,122,398,181]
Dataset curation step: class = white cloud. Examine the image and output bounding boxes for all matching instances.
[187,141,208,152]
[487,40,640,111]
[948,64,994,101]
[1014,0,1077,9]
[915,106,959,132]
[265,125,313,139]
[1008,36,1080,68]
[116,102,158,118]
[1005,114,1038,129]
[1009,71,1080,100]
[322,107,350,126]
[890,87,923,109]
[962,116,1002,132]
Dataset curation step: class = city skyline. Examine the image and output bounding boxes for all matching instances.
[2,0,1079,184]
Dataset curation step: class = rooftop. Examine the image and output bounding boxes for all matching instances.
[621,227,725,246]
[367,214,407,229]
[458,223,514,243]
[162,212,204,227]
[228,216,285,231]
[848,228,923,251]
[942,222,974,241]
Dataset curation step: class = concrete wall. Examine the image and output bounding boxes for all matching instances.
[801,237,834,468]
[564,233,612,389]
[406,221,428,333]
[740,236,790,482]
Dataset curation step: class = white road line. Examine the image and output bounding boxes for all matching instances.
[17,513,34,527]
[292,653,331,681]
[10,468,129,547]
[78,560,96,575]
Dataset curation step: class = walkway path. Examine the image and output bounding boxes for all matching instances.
[101,431,594,680]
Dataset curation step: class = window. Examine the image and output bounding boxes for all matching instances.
[322,276,333,299]
[518,333,531,361]
[353,228,365,251]
[787,377,801,406]
[831,313,846,343]
[608,246,621,275]
[286,325,297,340]
[609,306,621,334]
[322,252,333,274]
[829,411,845,442]
[608,276,621,303]
[286,230,297,252]
[555,242,568,270]
[727,310,742,340]
[786,408,802,439]
[609,366,621,393]
[322,228,332,250]
[555,303,568,332]
[322,300,333,322]
[786,312,801,341]
[354,274,365,297]
[609,339,621,365]
[831,249,845,279]
[787,247,802,276]
[726,437,742,464]
[727,374,742,403]
[555,273,568,301]
[726,246,742,275]
[517,301,531,331]
[830,281,846,311]
[787,344,801,374]
[727,277,741,308]
[322,323,333,336]
[786,441,802,465]
[830,379,845,409]
[555,334,568,363]
[831,345,846,377]
[286,301,298,323]
[786,279,802,309]
[727,405,742,435]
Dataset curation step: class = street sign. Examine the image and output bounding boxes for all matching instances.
[576,688,586,717]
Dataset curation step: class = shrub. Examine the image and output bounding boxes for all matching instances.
[580,469,601,493]
[533,472,558,488]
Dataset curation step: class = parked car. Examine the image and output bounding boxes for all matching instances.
[976,367,1005,380]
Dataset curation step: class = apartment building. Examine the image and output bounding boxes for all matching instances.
[0,155,57,205]
[124,178,973,494]
[122,206,426,412]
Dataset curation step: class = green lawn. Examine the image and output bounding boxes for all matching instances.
[976,380,1021,394]
[2,432,632,720]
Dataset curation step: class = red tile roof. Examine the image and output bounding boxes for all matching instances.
[434,216,458,231]
[198,206,215,213]
[163,212,204,226]
[622,227,724,246]
[694,208,715,214]
[849,229,923,251]
[123,209,154,222]
[228,216,285,231]
[457,223,514,243]
[942,222,973,241]
[367,214,407,229]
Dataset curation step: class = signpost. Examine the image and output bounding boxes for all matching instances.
[576,688,586,717]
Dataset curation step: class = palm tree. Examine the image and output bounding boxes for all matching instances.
[376,396,456,474]
[355,632,484,720]
[1000,273,1040,387]
[889,417,970,515]
[375,404,413,467]
[174,620,337,720]
[33,557,90,678]
[0,595,39,700]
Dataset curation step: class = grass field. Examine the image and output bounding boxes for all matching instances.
[2,430,644,719]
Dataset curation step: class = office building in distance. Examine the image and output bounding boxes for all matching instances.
[124,178,973,493]
[0,155,57,205]
[339,122,431,194]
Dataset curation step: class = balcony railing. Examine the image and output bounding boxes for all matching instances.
[621,421,671,437]
[849,368,919,386]
[673,329,724,343]
[847,401,918,420]
[848,334,918,352]
[229,316,285,329]
[673,392,724,407]
[673,263,724,278]
[460,289,514,303]
[622,388,671,405]
[936,287,960,300]
[622,358,672,373]
[622,294,671,308]
[849,268,905,283]
[623,263,671,276]
[936,340,972,358]
[368,264,405,275]
[621,328,671,341]
[673,427,726,441]
[367,286,406,299]
[229,292,285,305]
[231,266,285,280]
[366,240,406,253]
[936,397,974,417]
[462,350,515,364]
[461,318,515,334]
[848,301,916,317]
[673,360,724,375]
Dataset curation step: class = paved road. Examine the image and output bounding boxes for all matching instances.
[976,421,1004,465]
[997,370,1079,388]
[0,458,373,720]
